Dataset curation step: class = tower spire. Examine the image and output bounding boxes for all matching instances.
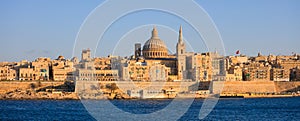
[178,25,183,44]
[176,25,186,80]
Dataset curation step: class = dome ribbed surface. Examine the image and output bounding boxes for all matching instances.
[142,27,168,59]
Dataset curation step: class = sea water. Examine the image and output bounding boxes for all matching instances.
[0,97,299,120]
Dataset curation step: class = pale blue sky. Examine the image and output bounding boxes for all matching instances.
[0,0,299,62]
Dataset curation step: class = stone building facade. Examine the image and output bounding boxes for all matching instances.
[19,67,37,81]
[0,66,17,80]
[51,56,75,81]
[243,63,271,81]
[226,66,243,81]
[270,67,290,81]
[32,57,51,80]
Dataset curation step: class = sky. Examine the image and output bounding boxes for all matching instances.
[0,0,299,62]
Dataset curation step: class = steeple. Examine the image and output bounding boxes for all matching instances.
[176,25,186,80]
[178,25,183,44]
[151,26,159,39]
[176,25,186,55]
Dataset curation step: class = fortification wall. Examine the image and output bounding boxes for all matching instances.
[212,81,276,94]
[212,81,300,94]
[2,81,300,96]
[75,81,198,93]
[0,81,65,94]
[274,82,300,92]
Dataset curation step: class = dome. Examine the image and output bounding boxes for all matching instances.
[142,27,168,59]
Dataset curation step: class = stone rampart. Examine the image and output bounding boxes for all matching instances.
[212,81,276,94]
[0,81,64,94]
[75,81,198,93]
[274,81,300,92]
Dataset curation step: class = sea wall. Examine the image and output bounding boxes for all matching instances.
[212,81,300,94]
[0,81,79,100]
[0,81,65,94]
[1,81,300,99]
[75,81,198,93]
[274,81,300,92]
[212,81,276,94]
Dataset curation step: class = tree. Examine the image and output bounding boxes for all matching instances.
[110,83,118,93]
[106,83,119,93]
[29,83,37,92]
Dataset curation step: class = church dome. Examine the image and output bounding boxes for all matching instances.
[142,27,168,59]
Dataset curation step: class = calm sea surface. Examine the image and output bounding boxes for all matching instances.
[0,97,299,121]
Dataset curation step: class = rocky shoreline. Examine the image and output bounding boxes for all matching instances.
[1,91,299,100]
[0,90,79,100]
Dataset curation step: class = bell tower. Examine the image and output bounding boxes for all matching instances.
[176,26,186,80]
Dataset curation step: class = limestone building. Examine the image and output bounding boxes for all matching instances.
[32,57,51,80]
[0,66,17,80]
[243,62,271,81]
[275,56,300,70]
[270,67,290,81]
[226,65,243,81]
[77,49,120,81]
[119,26,222,82]
[19,67,37,81]
[51,56,75,81]
[81,49,91,61]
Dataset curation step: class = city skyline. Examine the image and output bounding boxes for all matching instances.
[1,1,300,120]
[1,26,299,82]
[1,0,300,62]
